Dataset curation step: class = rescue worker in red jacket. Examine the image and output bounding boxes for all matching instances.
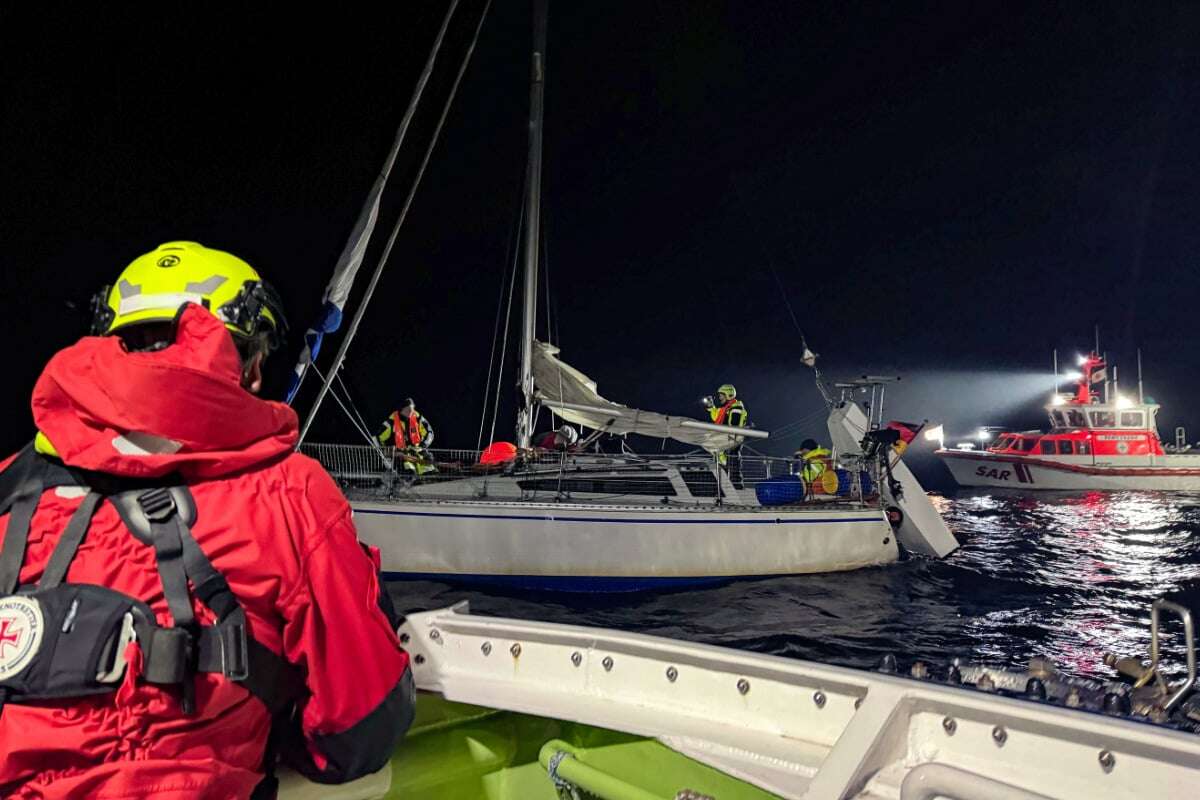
[0,241,412,798]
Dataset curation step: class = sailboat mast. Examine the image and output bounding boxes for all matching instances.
[517,0,547,449]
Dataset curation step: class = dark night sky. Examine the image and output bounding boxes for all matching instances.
[2,2,1199,475]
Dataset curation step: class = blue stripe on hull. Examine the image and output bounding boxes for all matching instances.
[358,507,882,526]
[384,571,763,593]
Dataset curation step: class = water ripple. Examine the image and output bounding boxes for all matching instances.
[389,491,1200,682]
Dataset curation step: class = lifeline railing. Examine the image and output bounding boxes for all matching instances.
[302,443,881,508]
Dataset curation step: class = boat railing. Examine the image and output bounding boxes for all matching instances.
[301,443,876,506]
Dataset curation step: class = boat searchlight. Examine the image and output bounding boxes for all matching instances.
[1062,370,1083,382]
[923,424,945,450]
[1116,395,1134,409]
[1051,394,1067,406]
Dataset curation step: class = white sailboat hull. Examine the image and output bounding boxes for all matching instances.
[939,449,1200,491]
[351,498,900,590]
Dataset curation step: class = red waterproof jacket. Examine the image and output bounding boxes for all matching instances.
[0,306,411,799]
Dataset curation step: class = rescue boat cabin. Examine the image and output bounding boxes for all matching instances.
[987,353,1164,462]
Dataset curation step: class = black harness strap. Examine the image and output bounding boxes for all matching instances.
[179,531,242,623]
[0,486,41,595]
[0,450,305,723]
[138,490,197,630]
[195,633,304,715]
[125,487,304,715]
[0,446,36,515]
[0,446,92,517]
[39,492,103,589]
[173,501,305,711]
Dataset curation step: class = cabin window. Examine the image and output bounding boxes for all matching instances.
[1016,438,1036,452]
[990,436,1009,450]
[1040,440,1055,455]
[1067,409,1087,427]
[1050,411,1068,428]
[1089,411,1116,428]
[1058,440,1074,455]
[517,478,677,497]
[1077,441,1091,455]
[1120,411,1145,428]
[680,470,718,498]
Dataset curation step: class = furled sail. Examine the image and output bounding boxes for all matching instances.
[532,341,767,453]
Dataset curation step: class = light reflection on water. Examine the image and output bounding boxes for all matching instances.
[389,490,1200,683]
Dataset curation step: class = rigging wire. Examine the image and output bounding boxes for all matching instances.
[310,363,372,443]
[477,172,528,450]
[543,211,553,347]
[309,362,402,477]
[335,369,378,442]
[476,264,509,450]
[289,0,461,408]
[300,0,495,444]
[487,201,523,447]
[542,222,560,348]
[731,180,835,408]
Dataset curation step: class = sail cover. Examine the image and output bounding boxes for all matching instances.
[532,341,767,453]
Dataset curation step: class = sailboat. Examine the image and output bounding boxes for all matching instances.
[295,0,957,591]
[271,6,1198,800]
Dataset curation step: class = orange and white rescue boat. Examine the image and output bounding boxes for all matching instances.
[937,353,1200,490]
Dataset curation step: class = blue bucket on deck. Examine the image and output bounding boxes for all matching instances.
[755,475,806,506]
[822,468,874,497]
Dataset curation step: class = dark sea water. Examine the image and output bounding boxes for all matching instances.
[387,490,1200,683]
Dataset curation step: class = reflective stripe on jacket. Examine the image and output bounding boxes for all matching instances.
[0,305,411,797]
[381,410,433,449]
[708,399,747,428]
[799,447,832,482]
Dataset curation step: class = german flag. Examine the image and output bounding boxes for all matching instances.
[886,421,922,444]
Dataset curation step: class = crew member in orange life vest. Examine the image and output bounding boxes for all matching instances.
[378,398,437,476]
[703,384,748,429]
[702,383,749,487]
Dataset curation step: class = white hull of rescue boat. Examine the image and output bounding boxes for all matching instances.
[350,498,900,590]
[280,603,1200,800]
[938,449,1200,491]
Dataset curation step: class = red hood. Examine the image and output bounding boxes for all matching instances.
[31,304,298,479]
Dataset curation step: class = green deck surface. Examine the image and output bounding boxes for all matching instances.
[382,692,781,799]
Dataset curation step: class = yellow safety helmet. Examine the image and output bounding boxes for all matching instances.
[717,383,737,399]
[90,241,287,350]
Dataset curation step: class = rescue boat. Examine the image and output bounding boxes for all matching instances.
[937,353,1200,490]
[276,597,1200,799]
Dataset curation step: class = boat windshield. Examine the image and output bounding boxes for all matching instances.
[1066,409,1087,428]
[1089,410,1116,428]
[1120,411,1145,428]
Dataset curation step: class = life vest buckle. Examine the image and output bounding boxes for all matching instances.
[219,620,250,681]
[142,626,195,685]
[136,487,177,523]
